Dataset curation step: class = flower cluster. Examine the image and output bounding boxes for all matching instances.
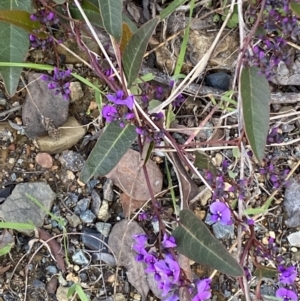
[245,0,300,78]
[259,160,289,189]
[133,233,212,301]
[267,127,284,144]
[254,237,298,300]
[41,67,71,100]
[102,90,134,123]
[29,10,59,50]
[205,161,233,225]
[249,37,290,79]
[133,233,181,301]
[276,265,298,301]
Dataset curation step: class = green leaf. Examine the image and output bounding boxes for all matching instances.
[194,151,217,175]
[0,221,36,230]
[172,209,244,277]
[0,243,13,256]
[123,17,159,88]
[0,0,32,96]
[98,0,122,42]
[254,265,278,279]
[67,284,77,298]
[159,0,188,20]
[80,121,137,183]
[290,1,300,17]
[241,66,270,162]
[0,10,42,33]
[174,0,195,75]
[69,0,103,28]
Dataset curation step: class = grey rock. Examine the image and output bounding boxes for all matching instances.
[0,182,55,235]
[284,176,300,227]
[74,198,90,215]
[260,285,276,300]
[271,59,300,85]
[36,116,87,154]
[59,150,85,172]
[95,222,111,237]
[32,279,45,289]
[80,210,95,223]
[205,72,231,91]
[91,189,101,216]
[66,214,81,228]
[82,227,107,251]
[212,222,234,239]
[287,231,300,247]
[72,249,89,265]
[46,265,58,276]
[22,73,69,138]
[79,272,88,282]
[92,252,116,266]
[103,178,114,202]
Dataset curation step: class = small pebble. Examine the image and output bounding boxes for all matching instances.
[95,222,112,237]
[66,170,75,180]
[133,294,141,300]
[74,198,90,215]
[70,81,84,102]
[205,72,231,90]
[35,152,53,169]
[46,265,58,275]
[80,210,95,223]
[288,231,300,247]
[73,265,80,272]
[8,158,15,164]
[72,250,89,265]
[262,236,269,245]
[66,214,81,228]
[291,247,298,252]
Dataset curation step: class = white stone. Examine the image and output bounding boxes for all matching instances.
[288,231,300,247]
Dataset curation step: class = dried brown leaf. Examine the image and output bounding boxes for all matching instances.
[106,149,162,201]
[108,220,149,301]
[0,265,11,275]
[37,228,66,272]
[168,152,199,207]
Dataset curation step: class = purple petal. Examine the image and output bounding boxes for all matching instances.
[116,90,124,99]
[210,202,226,214]
[106,94,117,103]
[123,95,134,110]
[220,207,231,224]
[276,288,297,301]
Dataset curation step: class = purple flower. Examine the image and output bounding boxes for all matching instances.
[192,279,211,301]
[276,288,297,301]
[278,265,297,285]
[125,112,135,120]
[210,202,231,225]
[155,254,180,284]
[136,127,145,135]
[145,253,158,273]
[102,105,118,122]
[133,234,148,246]
[162,234,177,248]
[106,90,134,110]
[158,278,173,297]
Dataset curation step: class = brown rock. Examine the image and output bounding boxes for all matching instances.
[35,152,53,169]
[36,117,86,154]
